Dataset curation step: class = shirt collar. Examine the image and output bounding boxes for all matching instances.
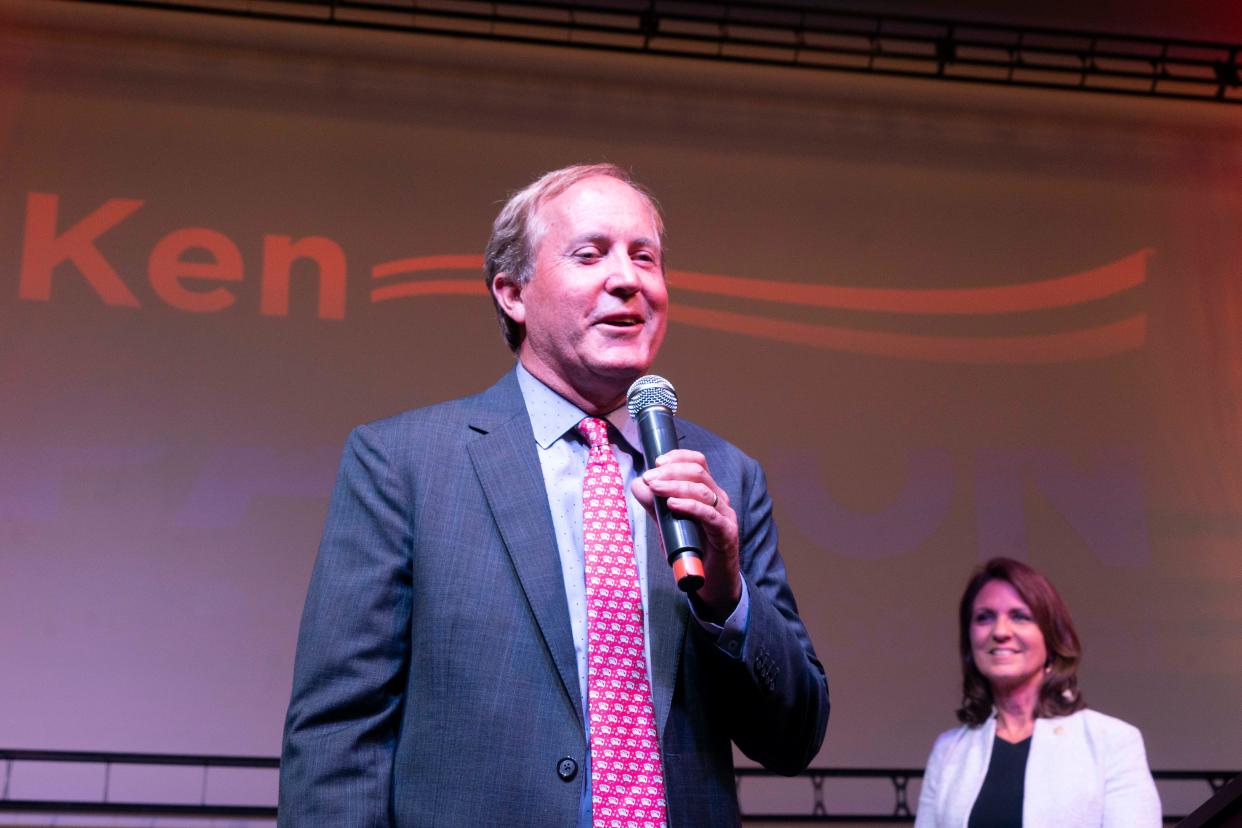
[515,361,641,454]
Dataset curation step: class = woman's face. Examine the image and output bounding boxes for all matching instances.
[969,579,1048,694]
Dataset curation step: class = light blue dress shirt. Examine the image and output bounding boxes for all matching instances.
[515,363,749,827]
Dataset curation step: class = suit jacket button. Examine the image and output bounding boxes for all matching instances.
[557,757,578,782]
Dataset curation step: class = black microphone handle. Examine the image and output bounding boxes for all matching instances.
[634,405,705,592]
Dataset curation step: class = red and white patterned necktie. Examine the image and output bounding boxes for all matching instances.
[578,417,667,828]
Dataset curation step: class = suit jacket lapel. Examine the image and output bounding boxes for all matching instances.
[467,371,584,727]
[645,423,691,742]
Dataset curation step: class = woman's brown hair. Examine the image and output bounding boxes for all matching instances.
[956,557,1088,726]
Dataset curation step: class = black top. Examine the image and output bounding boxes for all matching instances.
[967,734,1032,828]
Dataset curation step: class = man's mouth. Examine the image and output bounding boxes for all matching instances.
[596,315,642,328]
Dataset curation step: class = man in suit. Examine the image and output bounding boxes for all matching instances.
[278,163,829,827]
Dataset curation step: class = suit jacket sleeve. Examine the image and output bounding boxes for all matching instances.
[278,424,412,827]
[706,454,830,774]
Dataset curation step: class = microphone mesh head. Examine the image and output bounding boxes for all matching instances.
[626,375,678,417]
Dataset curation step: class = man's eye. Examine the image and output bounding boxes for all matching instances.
[573,249,601,262]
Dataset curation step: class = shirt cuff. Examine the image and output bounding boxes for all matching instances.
[689,579,750,660]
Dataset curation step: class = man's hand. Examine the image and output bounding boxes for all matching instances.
[631,449,741,623]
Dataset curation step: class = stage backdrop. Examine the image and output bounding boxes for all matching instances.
[1,0,1239,812]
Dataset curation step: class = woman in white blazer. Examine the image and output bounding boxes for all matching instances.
[915,557,1161,828]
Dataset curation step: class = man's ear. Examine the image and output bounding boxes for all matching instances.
[492,272,526,324]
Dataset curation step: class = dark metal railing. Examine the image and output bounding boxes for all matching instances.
[60,0,1242,106]
[1,748,1235,822]
[736,765,1239,822]
[736,766,923,822]
[0,748,278,818]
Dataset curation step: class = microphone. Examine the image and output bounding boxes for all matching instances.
[626,375,706,593]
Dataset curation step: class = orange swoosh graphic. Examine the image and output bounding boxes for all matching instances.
[365,250,1150,362]
[670,249,1150,314]
[372,254,484,279]
[372,249,1149,314]
[671,306,1146,364]
[371,279,487,302]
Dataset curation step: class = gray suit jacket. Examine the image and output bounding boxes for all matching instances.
[279,369,829,827]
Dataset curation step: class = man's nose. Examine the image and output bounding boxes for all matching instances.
[605,252,641,292]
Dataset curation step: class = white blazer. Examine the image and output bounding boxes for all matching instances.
[914,709,1161,828]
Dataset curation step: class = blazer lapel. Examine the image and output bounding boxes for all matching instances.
[646,518,686,742]
[645,426,691,742]
[467,373,583,726]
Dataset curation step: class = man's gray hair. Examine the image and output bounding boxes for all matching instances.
[484,162,665,352]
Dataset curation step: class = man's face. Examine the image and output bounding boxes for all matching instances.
[504,175,668,411]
